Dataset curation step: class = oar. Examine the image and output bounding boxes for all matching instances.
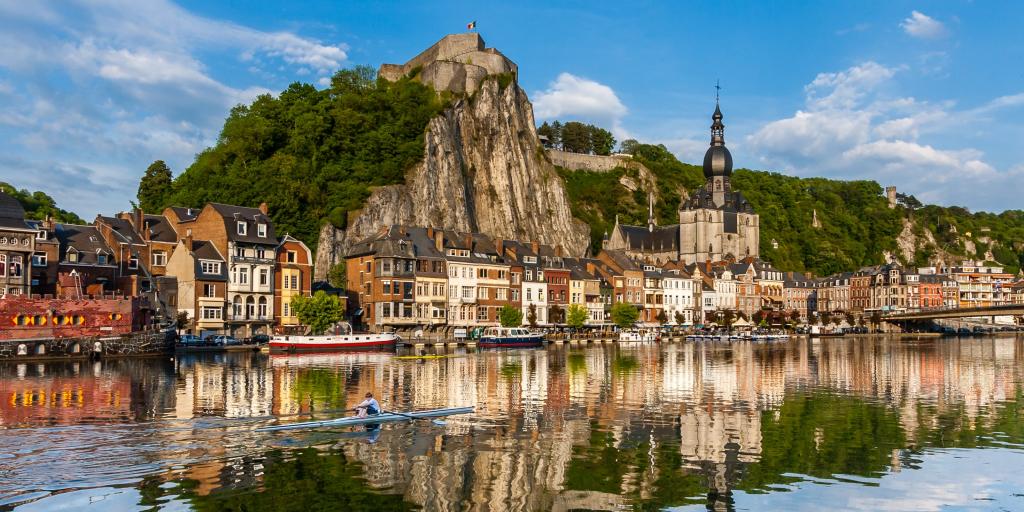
[382,408,447,426]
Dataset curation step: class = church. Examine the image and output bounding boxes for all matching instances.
[603,102,760,264]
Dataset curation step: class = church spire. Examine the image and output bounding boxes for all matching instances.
[647,190,655,232]
[711,81,725,147]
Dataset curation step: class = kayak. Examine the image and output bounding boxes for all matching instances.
[256,406,474,432]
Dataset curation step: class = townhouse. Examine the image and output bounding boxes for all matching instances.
[0,191,36,296]
[165,236,228,335]
[274,235,313,330]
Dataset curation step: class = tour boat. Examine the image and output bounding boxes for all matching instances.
[269,323,399,352]
[618,329,661,342]
[478,327,545,347]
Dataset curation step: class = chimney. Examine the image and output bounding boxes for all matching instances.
[184,228,193,252]
[133,207,144,231]
[434,230,444,252]
[586,261,596,274]
[464,234,473,251]
[495,239,505,257]
[531,240,539,255]
[554,244,563,258]
[426,226,434,240]
[259,202,269,215]
[43,215,54,231]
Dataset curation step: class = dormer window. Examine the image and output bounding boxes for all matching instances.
[257,223,267,237]
[68,252,78,263]
[128,256,139,269]
[98,254,107,265]
[237,221,247,236]
[36,230,46,240]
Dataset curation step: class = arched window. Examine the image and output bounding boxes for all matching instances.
[246,296,256,318]
[232,296,243,317]
[258,296,268,318]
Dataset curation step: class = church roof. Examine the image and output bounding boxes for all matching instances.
[616,224,679,253]
[681,187,755,215]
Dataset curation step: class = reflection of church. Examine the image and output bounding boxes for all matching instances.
[604,102,760,264]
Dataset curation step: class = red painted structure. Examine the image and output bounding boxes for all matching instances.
[0,295,152,341]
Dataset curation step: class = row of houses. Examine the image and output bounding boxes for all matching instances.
[344,224,1024,331]
[0,191,313,337]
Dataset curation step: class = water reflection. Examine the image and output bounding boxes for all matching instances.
[0,337,1021,511]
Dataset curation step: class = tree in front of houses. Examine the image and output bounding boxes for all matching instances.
[610,302,639,329]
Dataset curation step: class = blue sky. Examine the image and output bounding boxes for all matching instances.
[1,1,1021,218]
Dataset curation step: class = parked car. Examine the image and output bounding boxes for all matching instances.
[250,334,270,345]
[210,335,241,346]
[178,334,203,346]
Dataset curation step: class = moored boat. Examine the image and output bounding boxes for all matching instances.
[478,327,544,347]
[618,329,660,342]
[269,323,399,352]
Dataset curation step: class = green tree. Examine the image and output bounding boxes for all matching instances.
[537,121,555,148]
[290,291,344,335]
[619,139,640,155]
[655,309,669,325]
[550,120,563,148]
[549,305,565,324]
[721,309,735,329]
[499,305,524,327]
[673,311,686,325]
[610,302,639,329]
[0,182,84,223]
[561,121,592,153]
[790,310,801,324]
[589,126,616,156]
[327,263,347,289]
[567,304,588,329]
[527,303,538,327]
[176,311,190,331]
[137,160,174,213]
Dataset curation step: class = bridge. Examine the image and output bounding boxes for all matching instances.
[883,304,1024,322]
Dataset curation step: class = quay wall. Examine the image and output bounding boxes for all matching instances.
[0,296,149,341]
[0,329,174,360]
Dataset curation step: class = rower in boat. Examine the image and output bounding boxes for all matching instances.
[354,392,380,418]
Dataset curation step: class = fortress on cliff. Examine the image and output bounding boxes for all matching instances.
[379,33,517,94]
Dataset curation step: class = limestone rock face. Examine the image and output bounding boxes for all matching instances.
[315,37,589,280]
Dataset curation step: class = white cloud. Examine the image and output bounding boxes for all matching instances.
[0,0,347,217]
[533,72,630,139]
[747,61,1023,210]
[900,11,948,39]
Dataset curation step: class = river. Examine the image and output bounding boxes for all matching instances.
[1,336,1022,511]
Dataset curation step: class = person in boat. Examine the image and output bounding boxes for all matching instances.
[354,392,380,418]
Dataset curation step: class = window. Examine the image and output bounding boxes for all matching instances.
[524,256,537,264]
[511,289,519,301]
[36,230,46,240]
[526,288,532,301]
[287,250,296,263]
[257,223,267,237]
[477,307,488,321]
[382,303,391,317]
[237,267,249,284]
[449,285,457,298]
[382,281,391,294]
[478,268,488,278]
[403,282,413,299]
[478,287,489,299]
[9,256,22,277]
[235,246,245,258]
[498,270,507,279]
[203,283,217,297]
[283,302,290,317]
[200,260,221,274]
[462,286,474,299]
[152,251,167,266]
[257,247,267,259]
[259,268,269,286]
[201,306,222,320]
[128,256,139,269]
[290,275,298,290]
[32,253,46,267]
[526,270,533,281]
[236,221,247,236]
[246,296,256,318]
[258,296,268,317]
[67,252,78,263]
[97,254,107,265]
[497,288,507,300]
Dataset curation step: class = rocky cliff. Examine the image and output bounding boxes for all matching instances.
[315,35,590,279]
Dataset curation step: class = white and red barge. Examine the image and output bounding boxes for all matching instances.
[269,327,399,352]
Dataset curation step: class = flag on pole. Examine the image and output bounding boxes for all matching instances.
[467,20,476,30]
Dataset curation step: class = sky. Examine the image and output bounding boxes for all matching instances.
[0,1,1021,218]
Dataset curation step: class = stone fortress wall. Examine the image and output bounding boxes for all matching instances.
[546,150,643,173]
[379,33,517,95]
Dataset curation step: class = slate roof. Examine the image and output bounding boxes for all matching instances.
[615,224,679,253]
[55,224,114,265]
[97,215,146,245]
[680,186,755,217]
[144,214,178,243]
[208,203,278,245]
[169,206,199,223]
[0,191,31,230]
[191,240,227,281]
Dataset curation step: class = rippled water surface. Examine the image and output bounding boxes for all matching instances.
[1,336,1023,511]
